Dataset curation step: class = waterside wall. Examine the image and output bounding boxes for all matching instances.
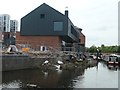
[1,55,51,71]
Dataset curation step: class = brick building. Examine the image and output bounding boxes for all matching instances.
[16,3,85,52]
[16,32,62,50]
[80,31,86,53]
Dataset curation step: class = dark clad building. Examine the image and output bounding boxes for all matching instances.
[20,3,79,43]
[17,3,85,53]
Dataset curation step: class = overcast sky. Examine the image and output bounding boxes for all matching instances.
[0,0,119,47]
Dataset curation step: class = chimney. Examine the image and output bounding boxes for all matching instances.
[65,7,68,17]
[65,10,68,17]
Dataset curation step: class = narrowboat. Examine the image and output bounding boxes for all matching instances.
[103,54,120,66]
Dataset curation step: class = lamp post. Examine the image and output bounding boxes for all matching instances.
[96,48,99,60]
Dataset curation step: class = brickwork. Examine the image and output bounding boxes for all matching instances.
[16,32,62,50]
[80,32,85,46]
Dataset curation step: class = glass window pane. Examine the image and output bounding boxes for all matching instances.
[54,22,63,31]
[40,14,45,19]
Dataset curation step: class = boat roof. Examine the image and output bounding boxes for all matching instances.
[110,54,120,57]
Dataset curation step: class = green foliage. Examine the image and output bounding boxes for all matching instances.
[87,44,119,53]
[87,45,97,53]
[118,45,120,54]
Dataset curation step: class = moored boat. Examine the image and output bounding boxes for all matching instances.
[103,54,120,66]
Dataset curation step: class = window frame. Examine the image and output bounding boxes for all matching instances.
[40,14,45,19]
[53,21,63,31]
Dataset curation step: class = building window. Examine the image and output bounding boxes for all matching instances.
[4,16,6,20]
[71,25,79,38]
[54,22,63,31]
[71,26,75,34]
[40,14,45,19]
[4,27,6,32]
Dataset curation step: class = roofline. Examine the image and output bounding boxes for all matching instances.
[21,3,68,19]
[80,32,85,37]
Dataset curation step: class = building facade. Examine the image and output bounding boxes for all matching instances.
[0,14,18,46]
[10,20,18,32]
[16,3,85,53]
[80,31,86,53]
[10,20,18,45]
[0,14,10,32]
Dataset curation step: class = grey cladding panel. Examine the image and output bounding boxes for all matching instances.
[20,3,68,36]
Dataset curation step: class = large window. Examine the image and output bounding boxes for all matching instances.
[71,25,79,38]
[54,22,63,31]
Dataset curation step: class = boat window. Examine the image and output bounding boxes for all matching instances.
[109,57,111,61]
[109,56,117,61]
[116,58,118,62]
[118,57,120,61]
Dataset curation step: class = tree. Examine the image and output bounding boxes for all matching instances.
[117,45,120,54]
[101,44,105,48]
[88,45,97,53]
[87,45,119,53]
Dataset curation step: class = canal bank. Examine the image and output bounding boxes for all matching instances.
[1,52,98,71]
[1,54,55,71]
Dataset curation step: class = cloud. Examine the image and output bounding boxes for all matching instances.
[95,25,116,31]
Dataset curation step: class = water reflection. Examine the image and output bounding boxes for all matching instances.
[2,80,22,88]
[2,67,85,88]
[2,62,119,88]
[73,62,118,88]
[107,65,119,71]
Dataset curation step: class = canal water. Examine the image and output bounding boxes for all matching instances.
[1,61,119,89]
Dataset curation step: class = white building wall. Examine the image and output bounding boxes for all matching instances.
[10,20,18,32]
[0,14,10,32]
[0,16,3,32]
[0,14,18,45]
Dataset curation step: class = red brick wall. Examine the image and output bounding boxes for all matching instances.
[16,32,62,50]
[80,32,85,46]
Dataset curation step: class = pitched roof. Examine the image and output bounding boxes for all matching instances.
[22,3,67,19]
